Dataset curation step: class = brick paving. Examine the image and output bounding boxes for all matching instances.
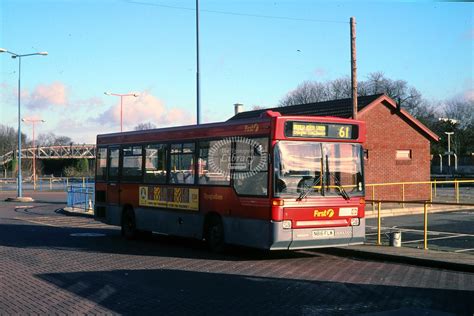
[0,196,473,315]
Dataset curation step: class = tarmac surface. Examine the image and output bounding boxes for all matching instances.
[0,191,473,315]
[366,210,474,256]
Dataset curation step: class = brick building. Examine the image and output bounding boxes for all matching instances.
[229,94,439,200]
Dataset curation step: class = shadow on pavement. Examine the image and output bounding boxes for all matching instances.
[37,268,474,315]
[0,222,317,261]
[0,191,68,207]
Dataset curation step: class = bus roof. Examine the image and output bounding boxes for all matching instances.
[97,111,365,145]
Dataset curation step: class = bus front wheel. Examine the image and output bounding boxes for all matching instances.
[121,207,137,240]
[205,216,225,253]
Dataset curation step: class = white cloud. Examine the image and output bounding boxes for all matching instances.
[96,91,194,130]
[25,81,69,110]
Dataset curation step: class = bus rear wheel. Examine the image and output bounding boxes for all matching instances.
[121,207,137,240]
[205,216,225,253]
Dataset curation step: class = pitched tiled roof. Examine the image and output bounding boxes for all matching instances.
[228,94,385,121]
[228,93,439,141]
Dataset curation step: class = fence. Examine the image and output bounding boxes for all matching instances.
[0,177,94,192]
[368,199,474,250]
[366,179,474,211]
[67,186,95,212]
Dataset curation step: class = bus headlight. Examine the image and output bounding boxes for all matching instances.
[282,220,292,229]
[350,218,360,226]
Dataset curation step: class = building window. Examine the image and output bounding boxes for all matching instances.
[396,149,412,160]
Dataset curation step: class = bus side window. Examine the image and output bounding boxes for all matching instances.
[198,139,231,186]
[96,147,107,181]
[121,145,143,181]
[232,137,269,196]
[170,142,195,185]
[108,147,120,181]
[144,143,167,184]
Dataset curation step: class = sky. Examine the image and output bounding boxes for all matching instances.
[0,0,472,144]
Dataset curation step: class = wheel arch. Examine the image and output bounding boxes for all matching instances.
[202,211,223,240]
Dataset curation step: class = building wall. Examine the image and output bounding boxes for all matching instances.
[359,102,431,201]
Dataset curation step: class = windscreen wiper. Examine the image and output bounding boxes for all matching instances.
[324,154,350,200]
[296,175,321,201]
[329,173,350,200]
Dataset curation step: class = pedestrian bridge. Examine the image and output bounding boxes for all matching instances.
[0,144,96,165]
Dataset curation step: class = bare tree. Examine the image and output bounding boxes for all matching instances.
[279,72,425,115]
[441,97,474,155]
[0,125,17,155]
[134,122,157,131]
[329,77,352,100]
[0,124,26,155]
[279,81,329,106]
[443,98,474,130]
[366,71,385,93]
[37,132,72,146]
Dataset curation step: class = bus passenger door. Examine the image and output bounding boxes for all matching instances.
[107,147,121,207]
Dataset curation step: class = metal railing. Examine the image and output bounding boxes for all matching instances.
[0,177,94,192]
[366,179,474,211]
[368,199,474,250]
[67,186,95,212]
[0,144,96,165]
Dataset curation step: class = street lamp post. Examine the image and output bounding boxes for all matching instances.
[104,92,139,132]
[0,48,48,199]
[445,131,454,171]
[22,118,45,190]
[196,0,201,125]
[439,117,459,176]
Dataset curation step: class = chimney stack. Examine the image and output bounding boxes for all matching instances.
[234,103,243,115]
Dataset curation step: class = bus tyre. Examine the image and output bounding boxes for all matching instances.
[206,216,225,253]
[121,208,137,240]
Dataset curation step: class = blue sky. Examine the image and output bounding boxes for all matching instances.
[0,0,472,143]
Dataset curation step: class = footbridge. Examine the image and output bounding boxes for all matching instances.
[0,144,96,165]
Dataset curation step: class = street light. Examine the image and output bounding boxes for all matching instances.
[445,131,454,170]
[22,118,45,190]
[439,117,459,175]
[0,48,48,200]
[439,117,459,124]
[104,92,139,132]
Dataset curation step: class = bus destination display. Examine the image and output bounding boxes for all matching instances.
[285,121,356,139]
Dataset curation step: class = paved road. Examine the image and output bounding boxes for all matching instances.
[0,192,473,315]
[366,210,474,254]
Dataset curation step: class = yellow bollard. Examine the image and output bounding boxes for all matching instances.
[430,182,433,203]
[377,201,382,246]
[424,202,428,250]
[82,177,85,188]
[372,186,375,213]
[402,184,405,208]
[434,179,437,198]
[49,178,52,190]
[455,180,459,203]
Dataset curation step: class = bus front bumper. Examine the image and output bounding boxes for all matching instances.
[269,219,365,250]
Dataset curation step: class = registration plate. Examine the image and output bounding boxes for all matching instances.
[312,229,335,239]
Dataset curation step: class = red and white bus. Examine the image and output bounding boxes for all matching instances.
[94,111,366,251]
